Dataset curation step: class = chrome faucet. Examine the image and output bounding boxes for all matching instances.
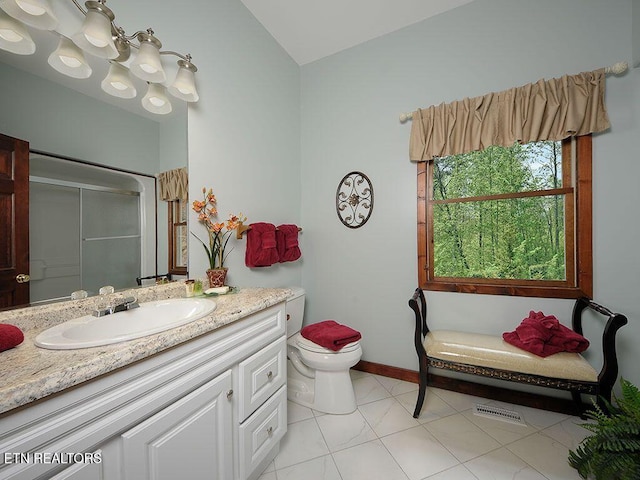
[93,296,140,317]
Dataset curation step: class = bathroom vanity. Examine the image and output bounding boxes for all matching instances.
[0,286,290,480]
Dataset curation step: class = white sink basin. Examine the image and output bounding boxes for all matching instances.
[35,298,217,350]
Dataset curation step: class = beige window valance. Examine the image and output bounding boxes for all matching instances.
[158,167,188,201]
[409,68,610,161]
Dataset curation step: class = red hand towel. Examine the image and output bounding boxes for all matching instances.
[0,324,24,352]
[245,222,280,267]
[276,224,301,263]
[503,311,589,357]
[301,320,361,351]
[546,324,590,354]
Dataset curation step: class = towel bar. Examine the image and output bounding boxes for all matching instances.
[236,221,302,239]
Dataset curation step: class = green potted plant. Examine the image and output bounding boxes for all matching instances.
[569,377,640,479]
[191,187,245,288]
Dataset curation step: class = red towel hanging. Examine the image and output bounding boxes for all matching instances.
[276,224,302,262]
[245,222,280,267]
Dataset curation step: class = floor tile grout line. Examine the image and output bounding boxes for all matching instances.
[271,371,584,480]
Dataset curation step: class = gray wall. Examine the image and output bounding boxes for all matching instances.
[300,0,640,390]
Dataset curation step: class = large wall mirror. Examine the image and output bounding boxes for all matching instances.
[0,23,188,308]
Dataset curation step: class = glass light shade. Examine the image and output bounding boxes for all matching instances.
[101,62,136,99]
[0,0,57,30]
[72,6,117,59]
[130,37,165,83]
[0,8,34,54]
[168,60,199,102]
[142,83,172,115]
[48,36,91,78]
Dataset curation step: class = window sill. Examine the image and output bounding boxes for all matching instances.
[421,281,588,299]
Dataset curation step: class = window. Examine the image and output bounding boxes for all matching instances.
[417,135,592,298]
[168,199,188,276]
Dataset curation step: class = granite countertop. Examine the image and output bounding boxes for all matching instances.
[0,285,292,415]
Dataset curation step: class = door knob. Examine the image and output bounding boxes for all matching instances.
[16,274,30,284]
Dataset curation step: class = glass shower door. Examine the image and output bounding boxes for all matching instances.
[81,189,141,295]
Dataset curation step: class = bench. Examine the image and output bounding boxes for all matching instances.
[408,288,628,418]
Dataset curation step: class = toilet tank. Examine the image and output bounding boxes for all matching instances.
[286,287,305,338]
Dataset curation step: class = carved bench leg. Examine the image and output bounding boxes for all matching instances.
[413,354,428,418]
[414,378,426,418]
[571,391,587,417]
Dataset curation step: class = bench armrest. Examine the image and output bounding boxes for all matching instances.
[572,297,628,390]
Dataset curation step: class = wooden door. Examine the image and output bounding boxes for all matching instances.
[0,133,29,308]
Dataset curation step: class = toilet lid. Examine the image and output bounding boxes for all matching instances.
[295,333,361,353]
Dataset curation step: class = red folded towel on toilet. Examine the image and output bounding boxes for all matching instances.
[502,311,589,357]
[301,320,362,351]
[276,224,301,263]
[245,222,280,267]
[0,324,24,352]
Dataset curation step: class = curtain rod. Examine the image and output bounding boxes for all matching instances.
[398,61,629,123]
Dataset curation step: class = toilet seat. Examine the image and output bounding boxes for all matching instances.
[294,333,361,354]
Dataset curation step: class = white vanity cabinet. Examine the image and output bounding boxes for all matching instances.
[0,301,287,480]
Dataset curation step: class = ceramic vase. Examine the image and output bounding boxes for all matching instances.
[206,268,228,288]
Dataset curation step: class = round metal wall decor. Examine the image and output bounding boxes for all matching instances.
[336,171,374,228]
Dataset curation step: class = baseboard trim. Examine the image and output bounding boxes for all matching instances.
[353,360,584,416]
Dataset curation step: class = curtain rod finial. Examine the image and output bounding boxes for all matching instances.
[399,112,413,123]
[605,61,628,75]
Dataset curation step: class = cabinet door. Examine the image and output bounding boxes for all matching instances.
[121,371,233,480]
[48,451,103,480]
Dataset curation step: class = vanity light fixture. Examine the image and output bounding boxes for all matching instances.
[168,57,199,102]
[129,29,165,83]
[0,8,34,54]
[142,83,171,115]
[48,36,91,78]
[0,0,199,114]
[70,0,117,59]
[101,61,136,98]
[0,0,56,30]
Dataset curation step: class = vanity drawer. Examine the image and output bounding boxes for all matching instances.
[237,336,286,421]
[238,385,287,480]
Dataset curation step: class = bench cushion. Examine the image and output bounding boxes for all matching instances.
[425,330,598,382]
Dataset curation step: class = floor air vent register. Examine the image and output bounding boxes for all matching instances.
[473,404,527,426]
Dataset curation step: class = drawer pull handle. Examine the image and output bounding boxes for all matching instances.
[267,371,273,380]
[267,426,273,436]
[226,389,233,399]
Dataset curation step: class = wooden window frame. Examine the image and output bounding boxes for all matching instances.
[168,199,188,276]
[417,135,592,299]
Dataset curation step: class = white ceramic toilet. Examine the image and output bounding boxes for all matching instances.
[286,288,362,414]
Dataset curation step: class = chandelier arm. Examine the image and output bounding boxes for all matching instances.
[70,0,87,15]
[159,51,191,62]
[120,30,148,42]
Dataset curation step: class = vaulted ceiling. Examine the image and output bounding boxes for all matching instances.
[240,0,475,65]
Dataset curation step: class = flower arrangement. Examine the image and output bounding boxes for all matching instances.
[191,187,246,271]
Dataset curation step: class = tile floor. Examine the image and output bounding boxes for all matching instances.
[258,370,590,480]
